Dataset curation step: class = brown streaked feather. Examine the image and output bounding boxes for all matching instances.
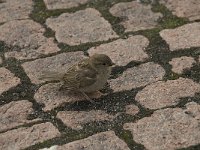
[61,59,97,91]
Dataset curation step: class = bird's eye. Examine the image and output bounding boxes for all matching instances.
[102,63,106,66]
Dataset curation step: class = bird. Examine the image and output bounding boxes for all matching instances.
[39,54,115,103]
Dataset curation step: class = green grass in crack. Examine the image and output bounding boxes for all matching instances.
[152,2,189,29]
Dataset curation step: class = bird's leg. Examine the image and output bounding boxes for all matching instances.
[80,91,95,103]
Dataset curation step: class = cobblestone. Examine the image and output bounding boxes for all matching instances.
[57,110,118,130]
[0,0,33,23]
[109,1,162,32]
[125,104,139,116]
[88,35,149,66]
[160,23,200,51]
[169,56,196,74]
[109,62,165,92]
[40,131,130,150]
[0,122,60,150]
[0,100,41,132]
[0,20,60,60]
[44,0,89,10]
[160,0,200,21]
[22,51,85,84]
[46,8,118,45]
[124,102,200,150]
[0,67,21,95]
[135,78,200,109]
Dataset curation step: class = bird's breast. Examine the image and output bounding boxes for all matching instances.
[80,68,111,93]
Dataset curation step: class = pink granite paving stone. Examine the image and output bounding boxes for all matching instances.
[0,100,41,132]
[160,0,200,21]
[40,131,130,150]
[43,0,90,10]
[109,1,162,32]
[0,0,33,23]
[0,67,20,95]
[46,8,118,45]
[88,35,149,66]
[57,110,118,130]
[124,102,200,150]
[109,62,165,92]
[135,78,200,109]
[169,56,196,74]
[125,104,139,116]
[0,122,60,150]
[0,20,60,60]
[160,23,200,51]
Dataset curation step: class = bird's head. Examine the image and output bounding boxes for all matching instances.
[89,54,115,71]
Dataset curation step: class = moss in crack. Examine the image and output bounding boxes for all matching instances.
[182,64,200,83]
[152,1,189,29]
[30,0,88,24]
[178,144,200,150]
[140,29,176,80]
[43,26,56,38]
[116,129,145,150]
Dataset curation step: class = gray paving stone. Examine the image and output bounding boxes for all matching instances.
[0,20,60,60]
[57,110,118,130]
[43,0,89,10]
[0,100,41,132]
[34,83,103,111]
[135,78,200,109]
[46,8,118,45]
[0,0,33,23]
[0,122,60,150]
[88,35,149,66]
[109,62,165,92]
[124,102,200,150]
[109,1,162,32]
[40,131,130,150]
[125,104,139,116]
[160,0,200,21]
[160,23,200,51]
[169,56,196,74]
[22,51,85,84]
[0,67,21,95]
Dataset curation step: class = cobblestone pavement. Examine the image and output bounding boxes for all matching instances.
[0,0,200,150]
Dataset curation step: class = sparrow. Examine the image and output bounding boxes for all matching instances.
[39,54,114,103]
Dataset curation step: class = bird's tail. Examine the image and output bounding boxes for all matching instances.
[38,71,64,81]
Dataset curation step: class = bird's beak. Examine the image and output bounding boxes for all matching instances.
[111,62,115,66]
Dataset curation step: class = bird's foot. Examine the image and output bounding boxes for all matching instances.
[80,91,96,104]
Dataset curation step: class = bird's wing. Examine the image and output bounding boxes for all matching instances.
[62,60,97,90]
